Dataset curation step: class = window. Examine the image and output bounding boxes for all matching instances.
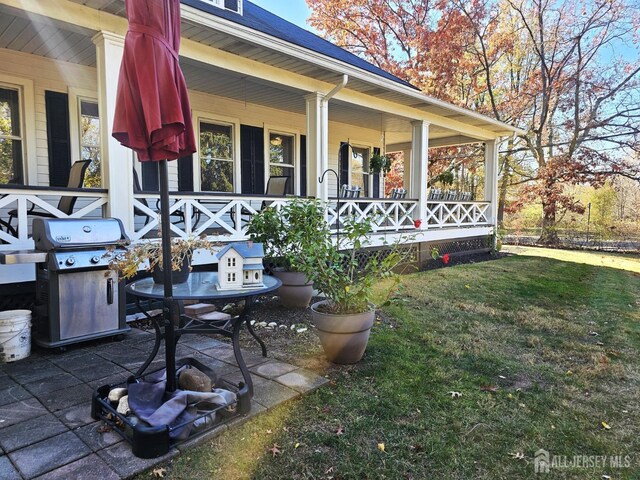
[79,100,100,187]
[244,271,249,281]
[200,121,233,192]
[351,146,369,196]
[227,257,236,267]
[227,272,236,282]
[268,133,294,194]
[0,87,23,184]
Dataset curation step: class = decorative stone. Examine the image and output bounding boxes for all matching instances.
[179,367,212,393]
[198,311,232,322]
[185,303,217,316]
[268,322,278,328]
[279,325,288,329]
[257,321,268,328]
[116,396,130,416]
[108,388,127,403]
[296,327,308,333]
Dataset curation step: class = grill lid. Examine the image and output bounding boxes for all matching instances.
[32,218,130,251]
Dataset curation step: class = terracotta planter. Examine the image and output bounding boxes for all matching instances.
[310,300,375,364]
[152,256,191,284]
[273,270,313,308]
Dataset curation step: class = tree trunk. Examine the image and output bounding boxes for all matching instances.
[538,201,560,245]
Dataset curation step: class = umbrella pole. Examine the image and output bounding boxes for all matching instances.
[159,159,177,392]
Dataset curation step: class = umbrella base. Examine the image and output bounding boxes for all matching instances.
[91,357,251,458]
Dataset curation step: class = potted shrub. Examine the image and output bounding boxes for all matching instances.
[246,198,328,307]
[107,236,218,283]
[297,217,411,364]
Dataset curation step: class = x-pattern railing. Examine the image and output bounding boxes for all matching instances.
[0,187,108,244]
[426,201,490,228]
[326,199,418,233]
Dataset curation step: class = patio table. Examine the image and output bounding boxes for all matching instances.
[125,271,281,398]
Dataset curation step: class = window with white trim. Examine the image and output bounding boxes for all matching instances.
[0,86,23,184]
[268,132,294,195]
[79,99,101,187]
[350,146,370,196]
[200,121,234,192]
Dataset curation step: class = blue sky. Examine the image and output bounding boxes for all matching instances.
[250,0,313,29]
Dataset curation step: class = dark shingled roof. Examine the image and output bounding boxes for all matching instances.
[181,0,417,90]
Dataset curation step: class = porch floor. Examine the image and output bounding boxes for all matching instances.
[0,328,327,479]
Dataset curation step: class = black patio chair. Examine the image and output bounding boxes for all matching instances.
[7,160,91,234]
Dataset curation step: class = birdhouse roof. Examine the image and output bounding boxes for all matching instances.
[217,242,264,260]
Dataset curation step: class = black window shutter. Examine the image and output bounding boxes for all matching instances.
[339,141,349,188]
[299,134,307,197]
[372,147,381,198]
[45,91,71,187]
[240,125,264,194]
[141,161,159,191]
[178,154,194,191]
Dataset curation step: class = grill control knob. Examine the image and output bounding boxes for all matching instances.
[91,256,101,264]
[65,257,76,267]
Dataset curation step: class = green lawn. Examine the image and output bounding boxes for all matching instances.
[152,248,640,479]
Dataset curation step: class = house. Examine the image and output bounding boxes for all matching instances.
[0,0,524,293]
[216,241,264,290]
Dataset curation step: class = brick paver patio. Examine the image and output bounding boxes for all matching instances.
[0,328,326,479]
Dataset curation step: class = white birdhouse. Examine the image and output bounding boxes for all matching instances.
[216,241,265,290]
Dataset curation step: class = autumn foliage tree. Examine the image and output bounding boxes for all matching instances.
[307,0,640,244]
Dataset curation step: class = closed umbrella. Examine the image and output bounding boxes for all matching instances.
[113,0,196,391]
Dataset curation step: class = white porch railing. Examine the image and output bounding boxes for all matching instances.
[0,186,108,244]
[425,201,490,228]
[132,193,291,242]
[0,189,493,246]
[326,198,418,233]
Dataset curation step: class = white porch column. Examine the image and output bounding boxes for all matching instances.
[305,93,325,199]
[410,121,429,226]
[401,148,411,191]
[484,139,499,226]
[92,31,135,233]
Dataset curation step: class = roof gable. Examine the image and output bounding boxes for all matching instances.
[217,242,265,260]
[181,0,416,90]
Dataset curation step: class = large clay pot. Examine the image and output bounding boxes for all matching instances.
[273,270,313,308]
[310,300,375,364]
[152,256,191,284]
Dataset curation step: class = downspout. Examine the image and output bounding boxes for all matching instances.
[319,74,348,201]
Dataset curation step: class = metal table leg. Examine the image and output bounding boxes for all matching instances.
[243,297,267,357]
[133,297,163,377]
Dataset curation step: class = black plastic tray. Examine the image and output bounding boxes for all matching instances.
[91,357,250,458]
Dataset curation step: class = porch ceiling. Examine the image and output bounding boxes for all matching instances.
[0,0,477,142]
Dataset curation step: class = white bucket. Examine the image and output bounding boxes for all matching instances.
[0,310,31,363]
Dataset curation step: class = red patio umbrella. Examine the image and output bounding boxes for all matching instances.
[113,0,196,391]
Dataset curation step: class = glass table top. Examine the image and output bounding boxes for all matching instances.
[126,271,281,300]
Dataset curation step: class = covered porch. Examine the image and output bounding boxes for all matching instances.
[0,0,518,283]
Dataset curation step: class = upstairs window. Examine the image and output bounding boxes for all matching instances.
[201,0,242,14]
[0,87,23,184]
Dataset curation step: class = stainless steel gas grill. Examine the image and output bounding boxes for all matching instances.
[29,218,131,348]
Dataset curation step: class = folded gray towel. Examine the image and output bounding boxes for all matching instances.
[128,367,236,440]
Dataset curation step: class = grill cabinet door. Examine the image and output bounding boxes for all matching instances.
[58,270,119,340]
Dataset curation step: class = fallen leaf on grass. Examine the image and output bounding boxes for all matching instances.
[410,444,424,453]
[601,422,612,430]
[377,443,386,453]
[268,443,282,457]
[151,467,166,478]
[325,466,334,474]
[479,385,499,392]
[266,429,273,434]
[448,391,463,398]
[335,425,345,436]
[294,442,300,449]
[508,452,525,460]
